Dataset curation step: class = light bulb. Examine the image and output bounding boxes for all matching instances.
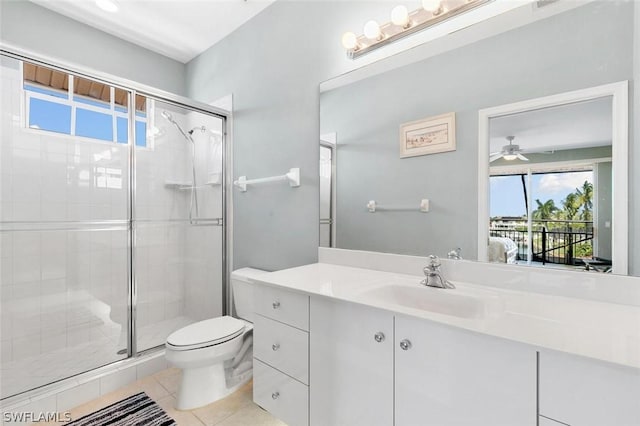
[422,0,442,13]
[390,5,410,27]
[503,154,517,161]
[341,32,358,50]
[363,20,381,40]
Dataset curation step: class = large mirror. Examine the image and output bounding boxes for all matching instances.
[319,0,635,275]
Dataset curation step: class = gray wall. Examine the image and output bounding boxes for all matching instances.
[321,2,633,260]
[187,1,640,275]
[186,3,337,271]
[0,1,185,94]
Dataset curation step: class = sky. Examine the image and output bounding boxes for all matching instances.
[490,171,593,217]
[27,84,147,147]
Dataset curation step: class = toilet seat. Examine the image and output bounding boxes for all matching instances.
[166,316,245,351]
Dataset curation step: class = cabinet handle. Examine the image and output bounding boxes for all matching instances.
[272,392,280,400]
[272,343,280,351]
[272,301,280,309]
[374,332,385,343]
[399,339,412,351]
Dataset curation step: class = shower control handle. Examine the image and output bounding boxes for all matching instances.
[374,332,385,343]
[272,392,280,400]
[272,301,280,309]
[272,343,280,351]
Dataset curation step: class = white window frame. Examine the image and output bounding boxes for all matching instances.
[22,69,150,148]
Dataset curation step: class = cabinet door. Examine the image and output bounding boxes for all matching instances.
[395,315,536,426]
[309,297,394,426]
[539,350,640,426]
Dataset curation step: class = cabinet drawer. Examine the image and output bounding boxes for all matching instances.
[254,314,309,384]
[254,285,309,331]
[254,359,309,426]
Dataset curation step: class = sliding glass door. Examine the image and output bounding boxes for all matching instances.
[134,99,224,352]
[1,57,131,398]
[0,54,227,399]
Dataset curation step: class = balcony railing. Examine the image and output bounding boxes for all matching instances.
[490,219,593,265]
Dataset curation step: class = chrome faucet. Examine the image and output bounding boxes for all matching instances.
[421,255,455,289]
[447,248,462,260]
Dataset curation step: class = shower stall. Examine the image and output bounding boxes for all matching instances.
[0,53,228,399]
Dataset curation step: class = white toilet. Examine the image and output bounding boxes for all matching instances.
[165,267,266,410]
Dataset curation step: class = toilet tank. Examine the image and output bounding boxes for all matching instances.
[231,267,268,323]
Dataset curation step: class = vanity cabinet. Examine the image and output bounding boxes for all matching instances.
[395,314,536,426]
[309,297,536,426]
[539,350,640,426]
[309,297,394,426]
[253,286,310,426]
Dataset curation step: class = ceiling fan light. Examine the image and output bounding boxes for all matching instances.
[503,154,518,161]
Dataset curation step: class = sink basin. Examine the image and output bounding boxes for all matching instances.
[360,283,502,319]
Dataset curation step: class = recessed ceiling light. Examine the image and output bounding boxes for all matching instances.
[95,0,118,13]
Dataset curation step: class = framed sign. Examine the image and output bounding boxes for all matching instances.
[399,112,456,158]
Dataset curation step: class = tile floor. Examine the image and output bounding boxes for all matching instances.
[37,368,286,426]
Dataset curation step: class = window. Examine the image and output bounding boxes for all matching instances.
[23,62,149,148]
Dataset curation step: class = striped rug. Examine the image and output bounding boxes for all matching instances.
[68,392,176,426]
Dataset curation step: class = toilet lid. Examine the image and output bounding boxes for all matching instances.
[166,316,245,349]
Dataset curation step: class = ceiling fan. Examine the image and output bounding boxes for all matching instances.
[490,136,529,162]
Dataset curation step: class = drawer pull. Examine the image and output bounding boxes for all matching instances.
[272,343,280,351]
[272,301,281,309]
[399,339,412,351]
[374,332,385,343]
[272,392,280,400]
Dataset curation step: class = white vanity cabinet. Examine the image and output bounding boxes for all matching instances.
[309,297,394,426]
[309,296,536,426]
[395,314,536,426]
[253,285,310,426]
[539,350,640,426]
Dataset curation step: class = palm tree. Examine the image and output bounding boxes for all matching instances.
[562,193,581,220]
[576,181,593,221]
[533,199,559,220]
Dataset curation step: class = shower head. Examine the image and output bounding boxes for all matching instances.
[161,110,173,122]
[161,110,194,144]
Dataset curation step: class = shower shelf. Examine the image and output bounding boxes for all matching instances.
[164,180,221,190]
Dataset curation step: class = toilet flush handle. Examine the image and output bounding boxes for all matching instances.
[272,343,280,351]
[272,301,280,309]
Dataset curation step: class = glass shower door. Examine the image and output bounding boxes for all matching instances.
[134,99,224,352]
[0,57,130,398]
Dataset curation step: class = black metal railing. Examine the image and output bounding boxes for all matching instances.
[490,219,593,265]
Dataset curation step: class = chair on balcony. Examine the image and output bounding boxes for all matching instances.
[582,257,612,273]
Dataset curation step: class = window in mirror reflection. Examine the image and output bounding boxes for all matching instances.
[490,165,611,271]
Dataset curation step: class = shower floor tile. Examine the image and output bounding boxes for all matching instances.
[1,316,196,399]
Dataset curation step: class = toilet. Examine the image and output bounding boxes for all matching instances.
[165,267,266,410]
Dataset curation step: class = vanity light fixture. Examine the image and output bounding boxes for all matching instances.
[342,0,492,59]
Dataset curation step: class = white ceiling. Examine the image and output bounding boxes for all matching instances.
[29,0,275,63]
[489,96,613,154]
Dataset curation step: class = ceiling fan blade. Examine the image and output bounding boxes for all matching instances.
[516,153,529,161]
[489,152,504,162]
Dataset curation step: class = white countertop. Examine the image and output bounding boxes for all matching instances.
[252,262,640,369]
